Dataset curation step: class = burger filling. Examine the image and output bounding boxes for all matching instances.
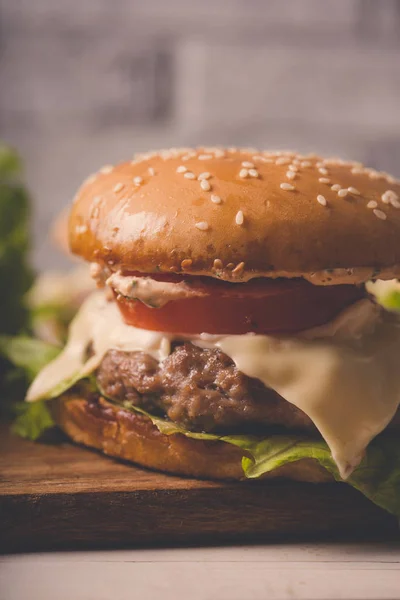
[27,276,400,480]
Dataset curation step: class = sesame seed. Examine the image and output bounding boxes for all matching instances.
[280,183,295,191]
[368,170,381,180]
[100,165,113,174]
[91,206,100,219]
[301,161,312,167]
[252,155,264,162]
[232,262,245,276]
[318,177,330,184]
[213,259,223,269]
[242,161,254,168]
[195,221,209,231]
[347,187,360,195]
[198,172,211,180]
[338,188,348,198]
[227,263,235,269]
[239,168,249,178]
[288,164,298,172]
[275,157,291,165]
[367,200,378,209]
[211,194,221,204]
[198,154,213,160]
[286,171,296,180]
[76,225,87,234]
[373,209,387,221]
[391,198,400,209]
[317,194,327,206]
[248,169,259,178]
[331,184,341,191]
[382,190,399,204]
[133,176,143,186]
[351,168,364,175]
[214,149,225,158]
[148,167,155,176]
[200,179,211,191]
[235,210,244,225]
[184,172,195,179]
[113,182,124,192]
[92,195,103,206]
[181,259,193,269]
[318,167,329,175]
[176,165,187,173]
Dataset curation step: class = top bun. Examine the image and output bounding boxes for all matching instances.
[69,147,400,284]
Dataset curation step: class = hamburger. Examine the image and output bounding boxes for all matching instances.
[26,147,400,516]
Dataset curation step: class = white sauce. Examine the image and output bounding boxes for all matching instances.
[26,291,400,479]
[106,272,206,307]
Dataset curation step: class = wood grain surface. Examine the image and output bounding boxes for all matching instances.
[0,424,398,552]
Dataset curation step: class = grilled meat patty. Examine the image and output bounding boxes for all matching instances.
[96,343,314,433]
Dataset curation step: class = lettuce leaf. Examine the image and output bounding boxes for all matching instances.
[380,290,400,312]
[0,336,60,438]
[0,143,35,427]
[367,280,400,313]
[121,402,400,518]
[0,335,60,380]
[0,143,22,177]
[11,400,55,441]
[0,144,33,336]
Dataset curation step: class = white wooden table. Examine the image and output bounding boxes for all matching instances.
[1,544,399,600]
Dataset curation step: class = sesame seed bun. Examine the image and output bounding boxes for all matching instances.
[69,147,400,284]
[53,393,332,483]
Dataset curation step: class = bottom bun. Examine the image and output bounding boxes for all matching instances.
[53,394,333,483]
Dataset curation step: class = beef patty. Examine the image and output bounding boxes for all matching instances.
[95,343,314,433]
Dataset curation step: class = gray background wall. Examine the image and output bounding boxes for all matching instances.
[1,0,400,269]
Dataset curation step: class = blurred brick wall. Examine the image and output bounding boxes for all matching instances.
[1,0,400,268]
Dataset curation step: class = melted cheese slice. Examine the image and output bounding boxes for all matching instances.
[27,291,400,479]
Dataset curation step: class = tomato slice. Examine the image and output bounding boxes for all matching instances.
[115,273,365,335]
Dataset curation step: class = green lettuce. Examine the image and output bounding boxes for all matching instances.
[0,143,22,177]
[12,400,55,441]
[121,402,400,518]
[367,280,400,313]
[0,143,37,430]
[0,144,33,335]
[379,289,400,312]
[0,335,60,380]
[0,336,60,439]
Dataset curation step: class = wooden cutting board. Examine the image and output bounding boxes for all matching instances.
[1,423,397,552]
